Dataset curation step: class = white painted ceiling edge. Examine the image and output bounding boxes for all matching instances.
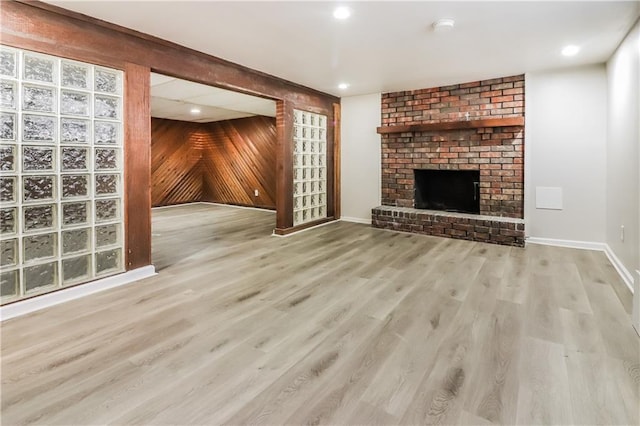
[46,1,639,97]
[150,72,276,123]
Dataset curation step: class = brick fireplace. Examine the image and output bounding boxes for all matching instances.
[372,75,526,246]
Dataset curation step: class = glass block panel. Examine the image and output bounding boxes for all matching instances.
[1,112,15,140]
[23,204,54,232]
[22,175,54,201]
[2,47,124,304]
[94,121,118,145]
[95,148,118,170]
[61,90,90,116]
[96,223,118,248]
[61,175,88,198]
[62,228,89,255]
[95,174,118,196]
[23,54,55,83]
[0,176,15,202]
[22,85,56,113]
[95,199,118,223]
[0,145,15,171]
[24,262,57,293]
[61,147,88,171]
[0,208,16,235]
[0,49,17,78]
[1,238,17,267]
[23,233,56,262]
[22,146,54,171]
[63,255,90,284]
[61,62,88,89]
[95,69,119,94]
[1,80,16,109]
[96,248,120,274]
[62,202,89,226]
[94,95,119,119]
[23,114,55,142]
[61,118,89,144]
[292,109,327,226]
[0,269,18,298]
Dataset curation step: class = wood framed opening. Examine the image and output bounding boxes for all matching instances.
[0,1,340,293]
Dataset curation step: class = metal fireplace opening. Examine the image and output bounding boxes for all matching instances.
[414,169,480,214]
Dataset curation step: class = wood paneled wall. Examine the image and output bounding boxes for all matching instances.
[201,117,276,209]
[151,116,276,209]
[151,119,204,206]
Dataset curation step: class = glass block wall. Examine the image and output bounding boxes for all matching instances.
[292,109,327,226]
[0,46,124,304]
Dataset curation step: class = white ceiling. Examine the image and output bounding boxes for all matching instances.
[150,72,276,123]
[46,1,639,97]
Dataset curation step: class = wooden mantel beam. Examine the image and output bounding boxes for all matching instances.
[376,117,524,134]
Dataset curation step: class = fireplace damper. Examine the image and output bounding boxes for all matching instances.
[414,169,480,214]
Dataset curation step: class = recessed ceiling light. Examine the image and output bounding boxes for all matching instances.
[333,6,351,20]
[338,83,350,90]
[190,107,201,114]
[562,45,580,56]
[432,18,455,32]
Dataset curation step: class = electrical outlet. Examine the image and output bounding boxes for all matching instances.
[254,189,259,197]
[621,225,625,242]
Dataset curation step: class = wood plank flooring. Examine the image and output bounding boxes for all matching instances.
[1,204,638,425]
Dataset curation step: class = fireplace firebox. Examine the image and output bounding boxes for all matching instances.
[414,169,480,214]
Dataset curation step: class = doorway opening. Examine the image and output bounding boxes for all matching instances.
[149,73,277,270]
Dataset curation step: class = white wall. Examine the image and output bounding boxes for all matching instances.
[525,66,608,243]
[340,93,381,223]
[606,20,639,329]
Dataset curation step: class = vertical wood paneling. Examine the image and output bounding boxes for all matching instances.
[151,116,277,209]
[124,63,152,270]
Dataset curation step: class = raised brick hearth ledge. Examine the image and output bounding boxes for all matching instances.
[372,206,525,247]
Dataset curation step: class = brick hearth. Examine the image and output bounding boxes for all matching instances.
[372,206,525,247]
[373,75,526,246]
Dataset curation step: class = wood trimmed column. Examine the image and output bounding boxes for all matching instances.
[333,102,341,219]
[275,100,294,231]
[124,63,152,269]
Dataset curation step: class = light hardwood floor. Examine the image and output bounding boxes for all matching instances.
[1,204,638,425]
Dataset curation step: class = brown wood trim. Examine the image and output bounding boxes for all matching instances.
[124,63,152,270]
[376,117,525,134]
[274,217,336,236]
[12,0,339,104]
[1,1,338,108]
[275,100,294,230]
[333,102,341,219]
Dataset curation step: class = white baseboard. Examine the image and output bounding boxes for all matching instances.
[526,237,634,294]
[152,202,276,213]
[0,265,157,322]
[633,270,640,336]
[198,202,276,213]
[604,245,635,294]
[526,237,606,251]
[271,219,338,238]
[339,216,372,225]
